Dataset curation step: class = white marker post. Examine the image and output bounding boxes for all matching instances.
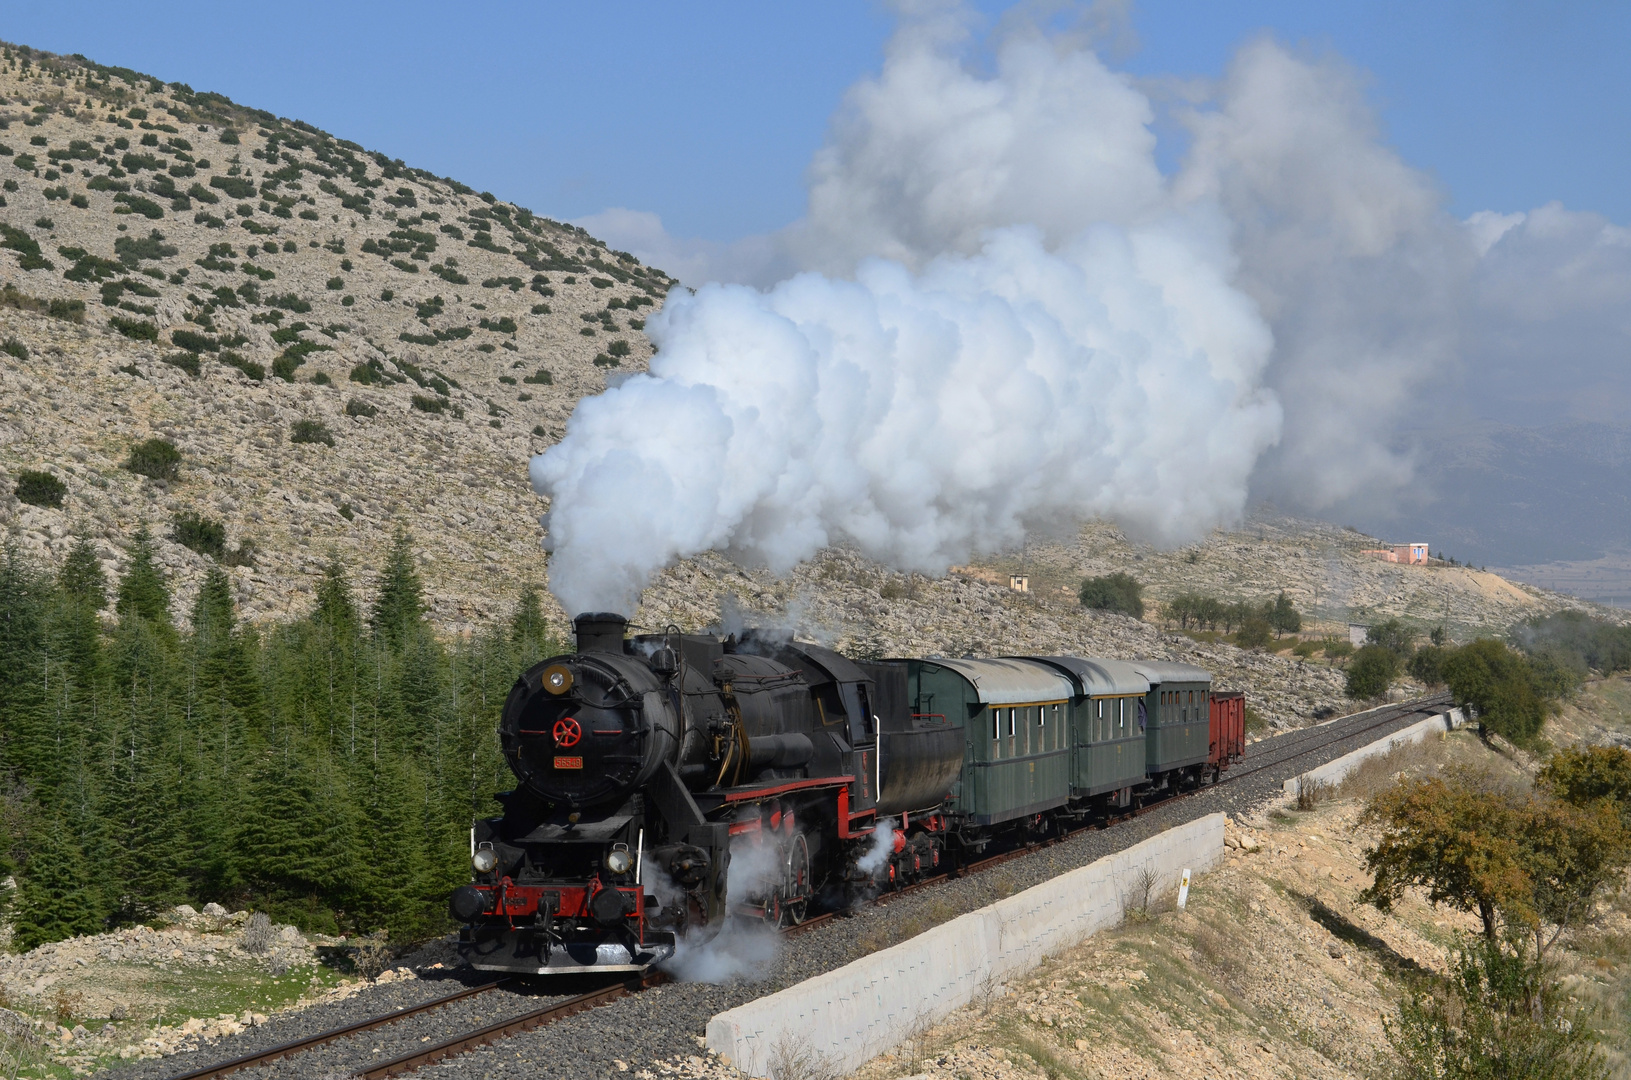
[1176,868,1191,910]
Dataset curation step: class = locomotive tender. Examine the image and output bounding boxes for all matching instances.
[451,613,1243,976]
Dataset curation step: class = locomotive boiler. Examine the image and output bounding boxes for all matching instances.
[451,613,965,975]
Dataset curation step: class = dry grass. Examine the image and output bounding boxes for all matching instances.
[765,1032,838,1080]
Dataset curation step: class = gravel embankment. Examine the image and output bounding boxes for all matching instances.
[121,698,1445,1080]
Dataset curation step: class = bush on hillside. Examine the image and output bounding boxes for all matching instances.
[125,438,181,481]
[1346,644,1400,699]
[14,469,66,508]
[172,511,225,558]
[291,419,334,447]
[1078,573,1144,618]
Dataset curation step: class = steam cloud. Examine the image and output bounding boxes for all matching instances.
[541,4,1628,612]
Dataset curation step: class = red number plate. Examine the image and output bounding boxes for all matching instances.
[553,756,583,770]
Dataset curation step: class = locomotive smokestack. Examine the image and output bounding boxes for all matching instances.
[574,612,628,654]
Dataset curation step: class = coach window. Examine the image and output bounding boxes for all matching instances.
[992,708,1001,743]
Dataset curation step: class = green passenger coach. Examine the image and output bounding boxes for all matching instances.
[906,658,1075,829]
[1026,657,1151,810]
[1132,661,1213,792]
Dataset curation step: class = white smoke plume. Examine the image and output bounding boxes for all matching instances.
[661,829,784,983]
[855,818,898,877]
[534,221,1279,615]
[540,3,1630,610]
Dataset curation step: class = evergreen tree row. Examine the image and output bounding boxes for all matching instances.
[0,527,560,950]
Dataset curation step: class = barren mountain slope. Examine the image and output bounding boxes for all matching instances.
[0,44,1593,731]
[0,43,671,630]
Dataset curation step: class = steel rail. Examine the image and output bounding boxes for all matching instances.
[358,973,668,1080]
[163,978,511,1080]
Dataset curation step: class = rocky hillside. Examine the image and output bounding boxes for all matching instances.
[0,42,671,631]
[0,43,1596,730]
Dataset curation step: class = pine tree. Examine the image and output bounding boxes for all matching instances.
[314,555,360,639]
[0,545,53,788]
[510,584,549,652]
[11,818,103,950]
[58,539,107,610]
[231,742,357,930]
[369,528,424,650]
[116,528,173,634]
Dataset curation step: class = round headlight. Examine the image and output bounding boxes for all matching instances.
[605,848,633,875]
[472,847,498,874]
[542,664,573,695]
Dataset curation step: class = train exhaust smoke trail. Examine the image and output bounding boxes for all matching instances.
[531,223,1280,615]
[531,3,1468,617]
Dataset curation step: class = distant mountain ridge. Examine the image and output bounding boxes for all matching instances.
[1361,419,1631,567]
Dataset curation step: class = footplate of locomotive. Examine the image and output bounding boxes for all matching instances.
[458,925,677,975]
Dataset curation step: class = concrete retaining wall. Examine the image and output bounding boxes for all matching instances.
[1283,707,1466,796]
[706,813,1225,1078]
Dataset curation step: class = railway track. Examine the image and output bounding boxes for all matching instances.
[157,692,1452,1080]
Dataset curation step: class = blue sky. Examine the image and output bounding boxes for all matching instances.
[4,1,1627,241]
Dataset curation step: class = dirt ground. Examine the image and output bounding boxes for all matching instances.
[844,698,1631,1080]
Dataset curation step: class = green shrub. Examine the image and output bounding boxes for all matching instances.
[171,329,218,353]
[1345,644,1400,699]
[590,277,614,289]
[209,174,255,199]
[1366,618,1417,658]
[1,336,27,360]
[530,302,551,315]
[162,351,201,376]
[592,351,617,366]
[1078,573,1144,617]
[348,362,380,385]
[14,469,66,508]
[0,224,52,270]
[1441,639,1550,745]
[380,288,394,301]
[532,425,548,437]
[109,315,159,340]
[194,211,225,228]
[522,368,553,385]
[172,510,226,558]
[115,229,177,266]
[219,350,265,380]
[607,339,630,358]
[326,276,343,290]
[410,394,445,414]
[218,129,240,145]
[1322,638,1355,660]
[1235,616,1273,650]
[344,397,378,418]
[291,419,334,446]
[268,293,312,313]
[125,437,181,480]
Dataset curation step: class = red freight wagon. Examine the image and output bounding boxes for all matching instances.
[1208,691,1245,780]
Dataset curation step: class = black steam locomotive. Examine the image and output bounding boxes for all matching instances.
[451,612,964,975]
[451,612,1231,976]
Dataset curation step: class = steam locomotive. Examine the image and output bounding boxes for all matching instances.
[450,613,1242,976]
